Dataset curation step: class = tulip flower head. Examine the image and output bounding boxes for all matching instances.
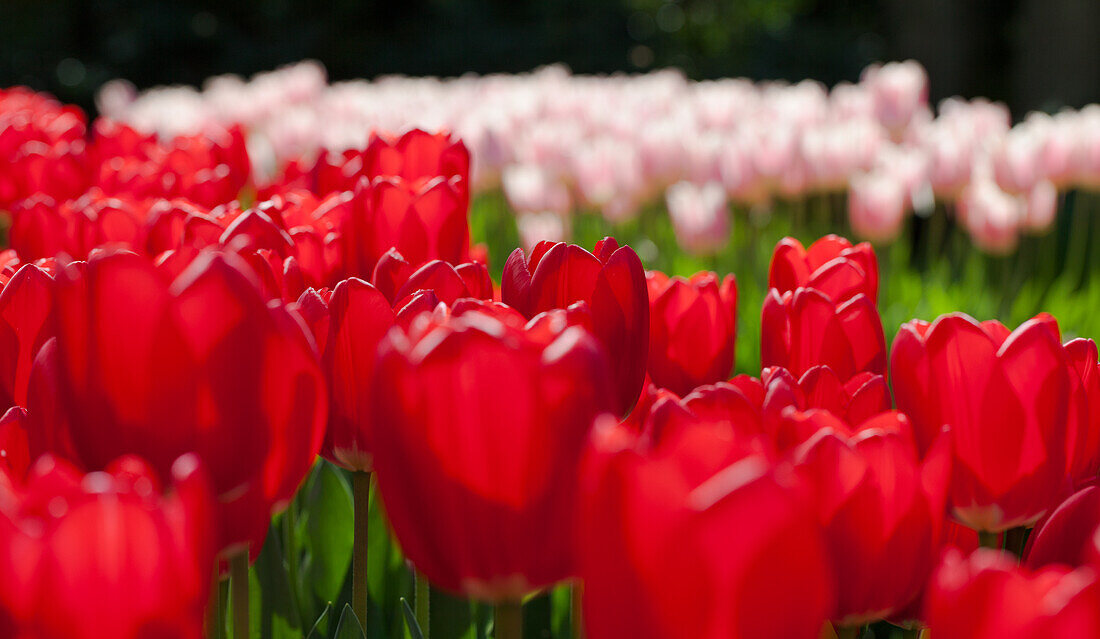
[926,548,1100,638]
[370,307,614,600]
[579,402,834,639]
[30,249,327,552]
[761,287,886,380]
[0,454,215,639]
[891,314,1076,532]
[503,237,648,416]
[1024,485,1100,570]
[789,410,951,624]
[769,235,878,304]
[646,269,737,396]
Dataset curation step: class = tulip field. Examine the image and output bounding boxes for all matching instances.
[7,59,1100,639]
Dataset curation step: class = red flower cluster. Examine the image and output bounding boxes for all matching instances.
[0,88,88,211]
[2,87,1099,638]
[0,454,215,639]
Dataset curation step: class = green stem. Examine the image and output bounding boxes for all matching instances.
[281,503,305,626]
[978,530,1000,549]
[1005,526,1030,559]
[1065,190,1090,288]
[206,568,223,639]
[494,600,523,639]
[928,202,946,266]
[230,549,249,639]
[835,625,859,639]
[415,570,431,638]
[352,471,372,633]
[1088,193,1100,282]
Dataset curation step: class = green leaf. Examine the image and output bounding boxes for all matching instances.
[307,603,333,639]
[431,589,476,639]
[249,563,262,639]
[254,524,302,639]
[303,460,355,605]
[549,586,572,639]
[400,598,425,639]
[334,604,367,639]
[522,593,550,639]
[367,479,412,615]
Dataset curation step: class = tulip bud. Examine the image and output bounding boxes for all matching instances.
[848,171,909,243]
[0,264,56,411]
[769,235,879,305]
[646,270,737,396]
[503,237,648,416]
[761,287,886,380]
[664,181,731,255]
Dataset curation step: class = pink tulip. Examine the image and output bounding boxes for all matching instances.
[848,172,909,242]
[958,177,1024,253]
[864,61,929,136]
[665,181,730,255]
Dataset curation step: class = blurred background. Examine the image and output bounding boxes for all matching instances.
[3,0,1099,118]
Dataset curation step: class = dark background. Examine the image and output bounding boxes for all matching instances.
[3,0,1098,119]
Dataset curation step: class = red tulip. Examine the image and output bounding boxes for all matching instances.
[761,287,885,379]
[343,175,470,279]
[790,410,950,624]
[620,378,770,454]
[629,365,889,455]
[760,366,891,436]
[891,519,991,627]
[144,198,213,256]
[364,129,471,187]
[312,253,496,473]
[678,376,768,438]
[289,287,332,352]
[314,129,469,196]
[91,120,249,208]
[370,307,613,600]
[372,248,493,308]
[621,382,682,433]
[769,235,878,304]
[503,237,648,416]
[11,192,226,263]
[0,251,31,284]
[579,408,834,639]
[1024,485,1100,570]
[926,548,1100,638]
[0,263,55,411]
[0,88,89,210]
[29,249,327,552]
[216,192,346,290]
[320,278,394,471]
[1065,338,1100,487]
[220,208,296,258]
[10,195,69,262]
[891,314,1075,531]
[645,270,737,396]
[0,453,215,639]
